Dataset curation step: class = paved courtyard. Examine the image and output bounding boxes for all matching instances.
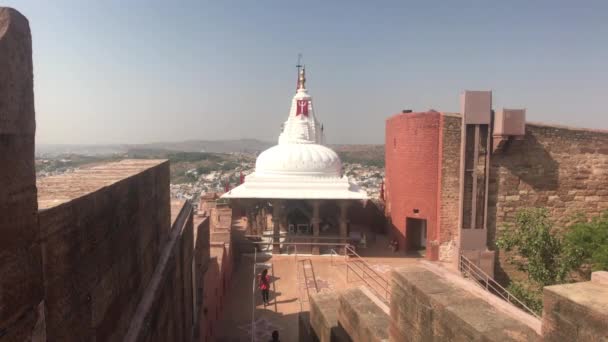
[216,251,421,341]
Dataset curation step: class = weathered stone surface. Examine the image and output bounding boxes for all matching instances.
[439,114,462,262]
[37,160,172,341]
[125,200,195,342]
[591,271,608,285]
[489,124,608,283]
[338,287,390,342]
[542,280,608,341]
[390,265,540,342]
[0,7,44,341]
[0,7,35,135]
[310,291,349,342]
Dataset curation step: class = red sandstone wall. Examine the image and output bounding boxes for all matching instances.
[385,112,441,259]
[0,8,45,341]
[489,124,608,283]
[37,162,171,341]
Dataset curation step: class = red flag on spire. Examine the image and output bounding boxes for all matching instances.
[296,100,309,116]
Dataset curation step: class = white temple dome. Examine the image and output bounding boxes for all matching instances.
[221,65,367,200]
[255,143,342,177]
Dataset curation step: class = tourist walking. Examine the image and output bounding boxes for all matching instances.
[269,330,280,342]
[259,268,270,306]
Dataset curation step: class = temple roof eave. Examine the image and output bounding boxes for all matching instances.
[220,177,368,200]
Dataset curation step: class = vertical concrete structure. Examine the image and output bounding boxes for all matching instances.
[458,91,495,274]
[0,7,44,340]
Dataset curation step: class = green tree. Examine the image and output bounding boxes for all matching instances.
[563,211,608,274]
[497,208,574,287]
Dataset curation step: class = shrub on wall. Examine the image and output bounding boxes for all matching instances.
[497,208,608,314]
[563,211,608,274]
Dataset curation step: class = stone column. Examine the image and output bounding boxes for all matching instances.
[339,201,350,254]
[0,8,44,340]
[271,200,284,254]
[311,200,321,255]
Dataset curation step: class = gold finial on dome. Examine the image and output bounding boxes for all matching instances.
[298,65,306,90]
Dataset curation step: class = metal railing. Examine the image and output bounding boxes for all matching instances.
[458,253,540,318]
[344,245,390,302]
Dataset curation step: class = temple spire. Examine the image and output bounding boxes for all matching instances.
[297,66,306,90]
[296,53,306,90]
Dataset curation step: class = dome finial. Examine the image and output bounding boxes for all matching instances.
[298,65,306,90]
[296,54,306,90]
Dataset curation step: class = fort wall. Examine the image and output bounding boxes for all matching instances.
[125,200,198,342]
[37,160,172,340]
[489,123,608,283]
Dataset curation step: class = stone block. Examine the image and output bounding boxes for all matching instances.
[542,281,608,341]
[309,291,349,342]
[390,265,540,342]
[338,287,390,342]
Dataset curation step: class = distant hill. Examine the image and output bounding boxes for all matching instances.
[130,139,273,154]
[332,144,385,167]
[36,139,273,157]
[36,140,385,167]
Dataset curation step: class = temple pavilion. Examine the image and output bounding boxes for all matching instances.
[222,66,368,254]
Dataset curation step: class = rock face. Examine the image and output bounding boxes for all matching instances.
[0,7,44,341]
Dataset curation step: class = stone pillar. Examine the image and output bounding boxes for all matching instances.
[311,200,321,255]
[271,200,284,254]
[0,8,44,340]
[339,201,350,254]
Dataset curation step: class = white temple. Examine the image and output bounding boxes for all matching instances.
[222,67,367,200]
[221,65,367,254]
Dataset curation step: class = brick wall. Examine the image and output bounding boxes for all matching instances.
[0,7,44,341]
[385,111,441,259]
[488,124,608,283]
[37,160,172,341]
[438,114,462,262]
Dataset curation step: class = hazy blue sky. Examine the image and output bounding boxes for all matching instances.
[6,0,608,145]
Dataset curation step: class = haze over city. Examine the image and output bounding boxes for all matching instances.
[6,0,608,145]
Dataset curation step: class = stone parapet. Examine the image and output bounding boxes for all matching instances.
[309,291,349,342]
[37,160,173,341]
[542,273,608,341]
[390,265,540,341]
[338,287,390,342]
